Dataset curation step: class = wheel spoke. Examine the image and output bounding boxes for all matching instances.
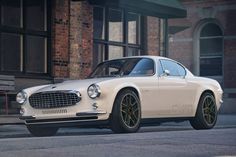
[209,98,214,106]
[206,98,210,106]
[120,93,140,128]
[132,112,138,121]
[129,95,132,105]
[203,107,208,112]
[122,103,128,108]
[121,109,127,114]
[131,101,137,107]
[202,95,218,125]
[208,116,212,124]
[130,115,136,125]
[127,116,131,126]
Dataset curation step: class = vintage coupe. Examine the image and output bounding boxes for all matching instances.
[17,56,223,136]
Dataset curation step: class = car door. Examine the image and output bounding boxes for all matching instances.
[156,59,195,117]
[129,58,159,118]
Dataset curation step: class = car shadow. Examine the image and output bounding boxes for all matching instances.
[0,125,195,139]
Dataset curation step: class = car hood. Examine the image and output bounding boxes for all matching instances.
[35,77,115,93]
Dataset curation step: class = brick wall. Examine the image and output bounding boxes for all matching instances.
[169,0,236,113]
[224,39,236,88]
[146,16,160,56]
[51,0,70,78]
[69,1,93,79]
[223,9,236,88]
[169,0,236,80]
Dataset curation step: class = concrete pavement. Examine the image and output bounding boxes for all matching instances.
[0,114,235,138]
[0,127,236,157]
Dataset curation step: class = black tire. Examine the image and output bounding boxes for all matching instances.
[110,89,141,133]
[190,92,217,130]
[27,125,58,137]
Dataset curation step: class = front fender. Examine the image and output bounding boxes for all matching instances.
[193,85,223,116]
[100,82,141,115]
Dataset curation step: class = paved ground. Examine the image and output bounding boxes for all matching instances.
[0,114,235,157]
[0,127,236,157]
[1,114,236,138]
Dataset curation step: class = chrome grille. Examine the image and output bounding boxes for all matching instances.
[29,91,81,109]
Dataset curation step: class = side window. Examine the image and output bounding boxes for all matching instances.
[176,63,186,76]
[130,58,155,76]
[160,59,186,77]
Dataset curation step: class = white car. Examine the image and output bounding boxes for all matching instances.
[17,56,223,136]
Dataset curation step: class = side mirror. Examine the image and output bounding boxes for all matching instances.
[164,69,170,76]
[161,69,170,77]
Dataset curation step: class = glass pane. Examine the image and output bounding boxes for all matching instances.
[129,58,154,76]
[0,33,21,71]
[25,0,46,31]
[200,38,223,56]
[160,60,180,76]
[93,7,105,40]
[26,35,47,73]
[128,13,140,44]
[200,23,222,37]
[127,47,140,57]
[176,64,186,76]
[1,0,21,27]
[108,45,123,60]
[93,43,105,68]
[90,58,154,78]
[109,9,123,42]
[200,57,222,76]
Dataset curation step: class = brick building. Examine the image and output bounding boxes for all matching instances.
[169,0,236,113]
[0,0,186,115]
[0,0,235,115]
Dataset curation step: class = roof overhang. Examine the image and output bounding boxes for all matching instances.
[87,0,187,18]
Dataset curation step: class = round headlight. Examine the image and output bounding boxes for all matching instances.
[16,91,27,104]
[87,84,101,99]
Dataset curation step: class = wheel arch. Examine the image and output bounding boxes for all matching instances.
[109,85,141,115]
[115,87,140,99]
[193,89,215,116]
[200,89,215,98]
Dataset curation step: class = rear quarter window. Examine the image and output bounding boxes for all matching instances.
[160,59,186,77]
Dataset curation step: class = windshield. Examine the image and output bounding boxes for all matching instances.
[89,58,155,78]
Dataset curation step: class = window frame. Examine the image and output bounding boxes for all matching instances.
[89,57,156,78]
[199,23,223,77]
[159,59,186,77]
[93,5,144,67]
[0,0,52,78]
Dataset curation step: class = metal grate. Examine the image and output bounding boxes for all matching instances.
[29,91,81,109]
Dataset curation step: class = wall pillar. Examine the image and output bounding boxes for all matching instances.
[69,1,93,79]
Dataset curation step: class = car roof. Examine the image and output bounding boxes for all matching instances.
[107,55,172,61]
[106,55,186,69]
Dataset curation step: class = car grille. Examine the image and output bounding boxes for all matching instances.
[29,91,81,109]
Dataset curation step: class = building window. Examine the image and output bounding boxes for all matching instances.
[0,0,50,76]
[108,8,123,42]
[93,6,142,68]
[199,23,223,76]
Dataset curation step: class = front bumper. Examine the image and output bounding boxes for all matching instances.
[19,111,109,128]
